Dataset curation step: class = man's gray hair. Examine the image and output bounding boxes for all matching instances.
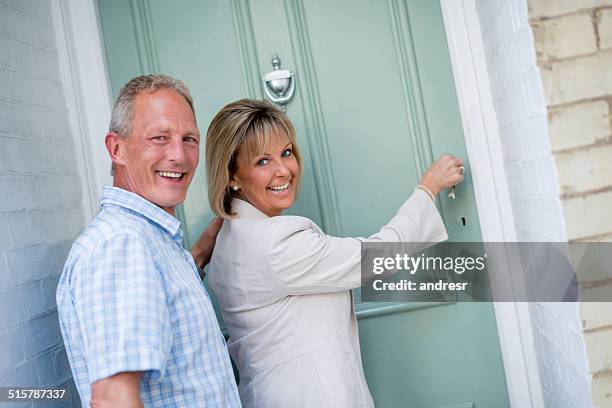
[109,74,195,176]
[110,74,195,137]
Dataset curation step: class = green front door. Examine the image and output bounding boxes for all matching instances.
[98,0,510,406]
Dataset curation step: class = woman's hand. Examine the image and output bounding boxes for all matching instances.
[419,155,465,196]
[191,218,224,273]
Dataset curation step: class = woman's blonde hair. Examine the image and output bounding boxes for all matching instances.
[205,99,302,218]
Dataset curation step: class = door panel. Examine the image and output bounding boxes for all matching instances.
[97,1,509,406]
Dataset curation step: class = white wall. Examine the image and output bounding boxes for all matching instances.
[474,0,593,406]
[0,0,83,405]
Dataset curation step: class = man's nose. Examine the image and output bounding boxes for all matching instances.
[167,138,187,163]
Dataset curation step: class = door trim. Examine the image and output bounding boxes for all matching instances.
[57,0,543,406]
[440,1,545,407]
[51,0,113,221]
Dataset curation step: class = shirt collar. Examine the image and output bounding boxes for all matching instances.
[231,198,269,219]
[100,186,183,240]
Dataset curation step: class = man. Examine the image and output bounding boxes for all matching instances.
[57,75,241,407]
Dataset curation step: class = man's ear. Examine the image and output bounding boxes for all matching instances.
[105,132,127,167]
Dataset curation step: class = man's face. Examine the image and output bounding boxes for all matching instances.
[111,89,200,214]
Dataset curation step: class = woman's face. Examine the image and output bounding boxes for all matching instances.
[231,133,299,217]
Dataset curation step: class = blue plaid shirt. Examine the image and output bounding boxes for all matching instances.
[57,187,241,407]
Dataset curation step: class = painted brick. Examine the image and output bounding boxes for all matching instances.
[21,280,46,319]
[549,100,611,151]
[52,143,78,175]
[35,21,55,52]
[0,288,25,330]
[555,144,612,195]
[9,73,64,110]
[0,34,15,67]
[39,110,71,142]
[0,327,25,375]
[52,347,71,383]
[0,6,37,45]
[0,251,10,290]
[6,244,47,286]
[0,99,22,136]
[34,176,65,208]
[0,175,36,211]
[41,210,81,243]
[581,302,612,331]
[585,328,612,373]
[512,0,531,32]
[18,141,57,175]
[0,360,37,388]
[35,352,57,387]
[563,190,612,239]
[535,199,567,239]
[533,13,597,61]
[62,178,82,210]
[523,66,548,116]
[0,137,22,171]
[528,0,612,19]
[9,70,38,105]
[40,276,59,312]
[7,0,52,22]
[14,41,33,75]
[31,47,60,81]
[600,8,612,50]
[6,210,45,247]
[537,155,562,197]
[21,106,43,141]
[0,67,9,98]
[22,313,61,360]
[541,50,612,106]
[36,78,65,110]
[45,241,71,276]
[592,375,612,407]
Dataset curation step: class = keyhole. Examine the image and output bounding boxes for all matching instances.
[458,216,467,227]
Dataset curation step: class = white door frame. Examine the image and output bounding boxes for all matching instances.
[53,0,543,406]
[440,0,545,407]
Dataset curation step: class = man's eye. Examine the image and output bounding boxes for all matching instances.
[184,136,198,143]
[153,135,166,141]
[257,158,269,166]
[281,148,292,158]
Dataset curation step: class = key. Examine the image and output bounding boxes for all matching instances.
[448,186,456,200]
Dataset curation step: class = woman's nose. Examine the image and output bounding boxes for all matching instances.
[274,160,291,177]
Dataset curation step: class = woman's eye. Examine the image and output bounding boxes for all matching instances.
[281,148,292,158]
[153,135,166,141]
[257,158,269,166]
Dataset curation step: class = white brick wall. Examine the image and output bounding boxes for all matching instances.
[475,1,593,407]
[0,0,83,405]
[529,0,612,403]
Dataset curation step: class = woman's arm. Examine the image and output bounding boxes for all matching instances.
[267,155,464,295]
[191,218,223,278]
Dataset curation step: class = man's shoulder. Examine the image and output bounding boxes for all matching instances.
[77,207,149,247]
[67,205,163,266]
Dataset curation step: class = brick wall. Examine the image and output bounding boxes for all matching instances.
[528,0,612,406]
[475,0,593,407]
[0,0,83,405]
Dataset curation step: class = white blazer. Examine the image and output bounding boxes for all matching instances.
[208,189,448,408]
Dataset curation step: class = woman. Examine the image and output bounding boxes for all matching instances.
[205,99,464,407]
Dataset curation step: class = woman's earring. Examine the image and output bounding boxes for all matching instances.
[232,185,240,191]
